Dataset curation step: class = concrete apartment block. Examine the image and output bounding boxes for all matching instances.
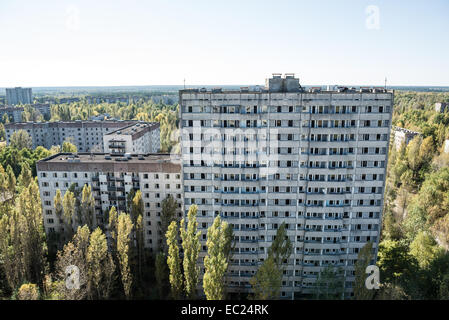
[179,74,393,299]
[103,122,160,154]
[393,126,420,151]
[6,87,33,105]
[36,153,182,253]
[435,102,448,113]
[4,120,160,152]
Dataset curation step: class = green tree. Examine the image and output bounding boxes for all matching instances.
[62,140,77,153]
[80,184,95,230]
[160,195,178,253]
[268,222,293,270]
[55,226,90,300]
[354,242,376,300]
[377,240,418,284]
[117,213,133,299]
[0,123,5,141]
[250,223,292,300]
[249,256,282,300]
[409,231,442,269]
[17,283,39,300]
[10,130,32,150]
[155,251,168,299]
[180,204,201,299]
[203,215,229,300]
[166,220,183,299]
[62,190,76,238]
[87,227,116,299]
[314,265,345,300]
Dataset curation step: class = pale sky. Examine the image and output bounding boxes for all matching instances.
[0,0,448,87]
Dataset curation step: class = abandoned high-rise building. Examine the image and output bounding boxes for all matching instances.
[179,73,394,299]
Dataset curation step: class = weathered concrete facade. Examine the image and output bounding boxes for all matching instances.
[179,74,394,299]
[37,153,182,252]
[5,120,159,152]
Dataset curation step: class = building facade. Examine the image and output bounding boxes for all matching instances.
[6,87,33,105]
[435,102,448,113]
[5,120,160,152]
[0,106,24,122]
[36,153,182,252]
[393,126,420,150]
[179,74,394,299]
[103,122,160,154]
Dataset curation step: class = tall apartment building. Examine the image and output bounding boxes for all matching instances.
[6,87,33,105]
[179,74,393,299]
[103,122,160,154]
[5,120,160,152]
[36,153,182,252]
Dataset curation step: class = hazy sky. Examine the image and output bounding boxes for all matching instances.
[1,0,448,87]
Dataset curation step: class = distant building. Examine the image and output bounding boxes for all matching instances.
[103,122,160,154]
[89,113,114,121]
[0,106,24,122]
[6,87,33,105]
[5,120,160,153]
[435,102,448,113]
[0,104,51,123]
[444,140,449,154]
[393,126,420,150]
[32,103,51,119]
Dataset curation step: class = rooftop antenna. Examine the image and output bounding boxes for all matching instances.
[384,77,387,89]
[183,78,186,89]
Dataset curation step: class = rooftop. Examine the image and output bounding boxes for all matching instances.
[105,121,160,136]
[180,74,393,95]
[393,126,421,135]
[39,152,177,164]
[37,152,180,173]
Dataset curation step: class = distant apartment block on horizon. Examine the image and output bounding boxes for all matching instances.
[6,87,33,105]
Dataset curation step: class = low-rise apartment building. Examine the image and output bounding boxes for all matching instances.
[36,152,182,252]
[5,120,160,152]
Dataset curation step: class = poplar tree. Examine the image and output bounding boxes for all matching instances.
[354,241,376,300]
[250,256,282,300]
[62,190,76,238]
[5,165,16,197]
[203,215,229,300]
[160,195,178,252]
[155,251,168,299]
[108,206,118,256]
[268,222,293,269]
[16,177,48,287]
[55,226,90,300]
[80,184,95,230]
[117,213,133,299]
[130,190,144,224]
[166,220,183,299]
[180,204,201,299]
[250,222,292,300]
[135,214,144,283]
[17,283,39,300]
[87,227,116,299]
[17,162,32,194]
